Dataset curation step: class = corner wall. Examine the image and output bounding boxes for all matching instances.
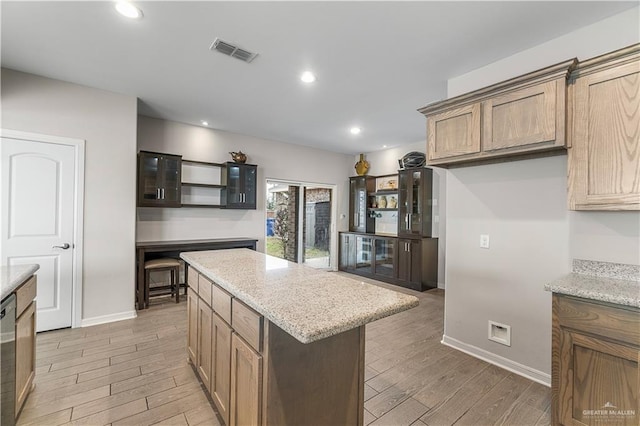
[442,7,640,384]
[1,69,138,325]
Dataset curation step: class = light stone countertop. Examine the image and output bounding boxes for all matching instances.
[545,273,640,308]
[180,249,419,344]
[1,264,40,301]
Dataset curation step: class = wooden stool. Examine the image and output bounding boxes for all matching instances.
[144,258,181,306]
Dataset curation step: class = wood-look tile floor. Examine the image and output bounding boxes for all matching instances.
[21,276,550,426]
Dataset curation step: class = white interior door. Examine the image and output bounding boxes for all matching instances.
[1,137,77,331]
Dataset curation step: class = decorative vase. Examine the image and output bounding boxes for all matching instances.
[378,195,387,208]
[388,196,397,209]
[354,153,369,176]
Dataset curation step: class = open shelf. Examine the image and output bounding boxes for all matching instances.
[369,189,398,196]
[182,159,226,167]
[181,182,226,189]
[181,203,224,208]
[368,208,398,211]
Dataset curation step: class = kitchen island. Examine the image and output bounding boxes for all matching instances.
[181,249,419,426]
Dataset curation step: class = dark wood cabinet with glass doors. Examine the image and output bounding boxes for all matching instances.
[340,166,438,291]
[222,163,257,209]
[137,151,182,207]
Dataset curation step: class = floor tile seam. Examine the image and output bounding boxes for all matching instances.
[70,391,164,423]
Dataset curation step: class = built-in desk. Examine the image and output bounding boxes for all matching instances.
[135,238,257,310]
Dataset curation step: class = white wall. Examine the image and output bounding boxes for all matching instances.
[137,116,353,257]
[442,7,640,385]
[360,142,447,288]
[1,69,138,324]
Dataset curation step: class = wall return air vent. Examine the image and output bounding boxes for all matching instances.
[210,38,258,63]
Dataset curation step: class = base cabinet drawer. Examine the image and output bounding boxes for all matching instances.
[230,333,263,426]
[231,299,263,352]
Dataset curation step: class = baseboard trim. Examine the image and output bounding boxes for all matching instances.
[441,334,550,387]
[81,310,137,327]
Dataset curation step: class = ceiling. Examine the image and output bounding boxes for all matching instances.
[1,1,636,155]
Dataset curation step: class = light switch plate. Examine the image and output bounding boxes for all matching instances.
[480,234,490,249]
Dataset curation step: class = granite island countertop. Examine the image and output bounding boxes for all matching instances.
[181,249,419,344]
[545,260,640,308]
[1,264,40,301]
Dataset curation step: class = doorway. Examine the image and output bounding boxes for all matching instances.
[1,130,84,331]
[265,180,335,269]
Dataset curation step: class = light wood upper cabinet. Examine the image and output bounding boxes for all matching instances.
[427,103,481,160]
[419,59,576,167]
[568,44,640,210]
[483,80,564,151]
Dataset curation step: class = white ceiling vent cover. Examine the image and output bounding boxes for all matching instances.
[210,38,258,63]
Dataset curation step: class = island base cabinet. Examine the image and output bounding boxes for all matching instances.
[196,300,212,392]
[15,301,35,416]
[230,333,262,426]
[211,313,232,425]
[552,295,639,426]
[187,290,198,364]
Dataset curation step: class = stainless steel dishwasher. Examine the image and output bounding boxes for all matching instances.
[0,294,16,426]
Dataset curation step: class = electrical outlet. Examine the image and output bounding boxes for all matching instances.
[480,234,490,249]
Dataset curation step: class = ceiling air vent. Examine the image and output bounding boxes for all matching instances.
[210,38,258,63]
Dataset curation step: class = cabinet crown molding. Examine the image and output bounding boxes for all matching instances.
[570,43,640,80]
[418,58,577,116]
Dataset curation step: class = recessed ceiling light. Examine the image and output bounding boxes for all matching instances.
[350,127,361,135]
[201,121,209,126]
[383,145,387,148]
[300,71,316,83]
[115,1,143,19]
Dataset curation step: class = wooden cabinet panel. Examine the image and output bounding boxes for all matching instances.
[230,333,263,426]
[212,283,232,325]
[15,301,35,416]
[187,290,198,364]
[427,103,481,161]
[15,276,36,318]
[198,274,212,308]
[211,313,232,425]
[569,45,640,210]
[552,294,639,426]
[232,300,263,353]
[196,300,212,392]
[483,80,562,151]
[187,266,199,295]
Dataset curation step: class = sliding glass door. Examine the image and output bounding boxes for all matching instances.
[266,180,335,269]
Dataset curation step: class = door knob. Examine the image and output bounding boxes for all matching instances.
[53,243,71,250]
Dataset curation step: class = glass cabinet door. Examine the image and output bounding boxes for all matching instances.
[374,238,395,279]
[355,235,373,274]
[162,155,181,206]
[409,170,422,234]
[226,164,242,205]
[242,165,257,208]
[140,153,161,202]
[398,171,410,234]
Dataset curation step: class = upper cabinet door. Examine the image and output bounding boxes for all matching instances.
[398,168,434,238]
[137,151,182,207]
[569,45,640,210]
[224,163,257,209]
[427,103,481,161]
[482,80,564,152]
